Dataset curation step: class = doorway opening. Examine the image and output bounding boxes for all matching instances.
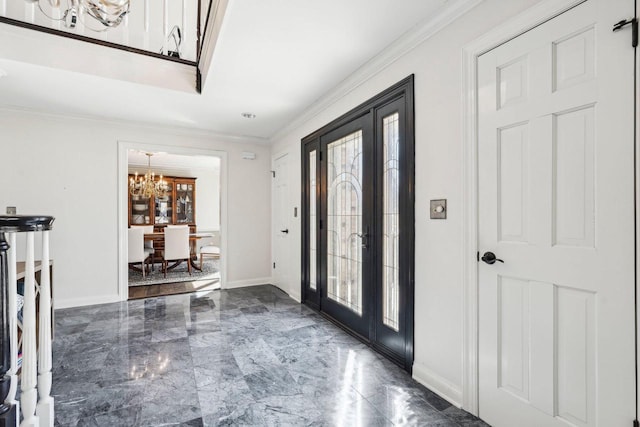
[118,142,228,301]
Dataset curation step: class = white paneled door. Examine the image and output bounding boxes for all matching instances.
[272,154,290,290]
[477,1,635,426]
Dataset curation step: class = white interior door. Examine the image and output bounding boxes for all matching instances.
[478,1,635,426]
[272,154,290,289]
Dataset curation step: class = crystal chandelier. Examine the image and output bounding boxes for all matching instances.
[129,153,170,199]
[26,0,130,31]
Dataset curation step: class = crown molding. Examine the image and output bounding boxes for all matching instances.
[0,105,271,146]
[269,0,483,143]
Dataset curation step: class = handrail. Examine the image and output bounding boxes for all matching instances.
[0,215,55,427]
[0,216,54,233]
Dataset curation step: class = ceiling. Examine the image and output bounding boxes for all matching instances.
[0,0,451,141]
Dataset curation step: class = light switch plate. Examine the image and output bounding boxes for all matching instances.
[6,206,16,215]
[430,199,446,219]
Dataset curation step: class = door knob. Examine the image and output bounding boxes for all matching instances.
[481,251,504,265]
[280,229,289,234]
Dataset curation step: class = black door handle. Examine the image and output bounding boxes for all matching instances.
[481,251,504,265]
[281,229,289,234]
[357,226,370,249]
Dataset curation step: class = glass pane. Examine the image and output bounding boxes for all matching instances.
[155,179,173,225]
[327,130,363,315]
[309,150,317,291]
[383,113,400,331]
[176,182,195,224]
[131,195,151,225]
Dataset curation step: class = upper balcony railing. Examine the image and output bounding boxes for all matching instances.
[0,0,214,64]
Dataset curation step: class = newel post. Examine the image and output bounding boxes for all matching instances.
[0,232,17,427]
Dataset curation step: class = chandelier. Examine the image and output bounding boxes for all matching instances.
[26,0,130,31]
[129,153,170,199]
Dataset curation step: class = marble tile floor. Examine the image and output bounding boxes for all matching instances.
[52,285,489,426]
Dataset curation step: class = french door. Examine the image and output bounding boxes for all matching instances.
[302,77,414,370]
[320,114,373,338]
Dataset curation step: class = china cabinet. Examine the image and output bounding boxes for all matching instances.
[128,175,196,229]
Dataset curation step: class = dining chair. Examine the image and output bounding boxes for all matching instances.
[199,231,220,269]
[162,225,191,278]
[199,245,220,269]
[131,225,155,269]
[128,227,152,278]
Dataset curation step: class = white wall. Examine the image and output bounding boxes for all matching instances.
[0,109,272,308]
[193,166,221,232]
[270,0,541,407]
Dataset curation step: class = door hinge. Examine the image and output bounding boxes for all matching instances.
[271,170,276,178]
[319,219,323,230]
[319,151,323,161]
[613,17,638,48]
[476,251,480,262]
[273,262,276,269]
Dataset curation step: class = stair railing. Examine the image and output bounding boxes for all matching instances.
[0,215,55,427]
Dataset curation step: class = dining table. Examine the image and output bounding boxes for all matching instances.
[144,232,214,271]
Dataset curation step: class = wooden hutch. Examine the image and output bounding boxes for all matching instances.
[128,175,197,232]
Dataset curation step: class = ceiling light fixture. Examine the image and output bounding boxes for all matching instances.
[241,113,256,119]
[129,153,170,199]
[25,0,130,31]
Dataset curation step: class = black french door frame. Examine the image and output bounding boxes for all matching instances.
[302,141,321,310]
[301,75,415,372]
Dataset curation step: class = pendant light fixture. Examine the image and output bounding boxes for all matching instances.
[129,153,170,199]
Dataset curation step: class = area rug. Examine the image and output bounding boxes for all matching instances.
[128,258,220,287]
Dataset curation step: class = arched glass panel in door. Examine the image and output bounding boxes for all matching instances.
[326,130,363,315]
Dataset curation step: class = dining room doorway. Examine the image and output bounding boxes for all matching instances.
[117,142,227,301]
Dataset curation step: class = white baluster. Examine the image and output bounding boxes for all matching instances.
[36,231,53,427]
[24,1,35,23]
[20,232,39,427]
[163,0,169,36]
[182,0,187,45]
[6,232,19,427]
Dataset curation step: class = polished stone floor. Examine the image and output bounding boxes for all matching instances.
[52,285,488,426]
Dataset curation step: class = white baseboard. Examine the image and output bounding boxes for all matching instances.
[412,361,463,408]
[223,277,272,289]
[270,285,301,303]
[54,294,121,309]
[288,292,301,303]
